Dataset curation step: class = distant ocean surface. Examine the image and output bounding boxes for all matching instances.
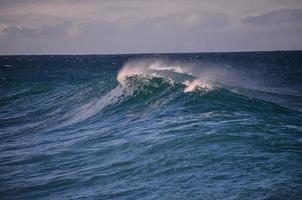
[1,51,302,199]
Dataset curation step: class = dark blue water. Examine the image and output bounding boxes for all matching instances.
[1,52,302,199]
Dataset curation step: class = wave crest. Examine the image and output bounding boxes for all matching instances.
[117,59,214,92]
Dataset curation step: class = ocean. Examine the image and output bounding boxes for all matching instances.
[1,51,302,199]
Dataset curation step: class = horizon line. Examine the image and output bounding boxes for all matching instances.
[0,49,301,56]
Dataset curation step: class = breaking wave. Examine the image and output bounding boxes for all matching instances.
[61,59,300,128]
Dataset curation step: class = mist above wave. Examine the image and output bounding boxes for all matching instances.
[117,59,215,93]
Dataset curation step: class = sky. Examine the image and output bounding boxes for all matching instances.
[0,0,302,55]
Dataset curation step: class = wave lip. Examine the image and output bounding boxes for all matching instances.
[117,59,214,93]
[184,79,214,93]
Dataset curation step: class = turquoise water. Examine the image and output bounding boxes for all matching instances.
[1,52,302,199]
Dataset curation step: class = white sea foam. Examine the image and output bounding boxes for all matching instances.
[148,62,187,74]
[117,60,193,83]
[184,79,213,92]
[117,65,144,84]
[117,59,214,92]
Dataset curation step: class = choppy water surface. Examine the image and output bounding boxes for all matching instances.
[1,52,302,199]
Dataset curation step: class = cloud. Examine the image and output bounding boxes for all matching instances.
[0,13,63,27]
[143,11,228,30]
[110,11,228,34]
[1,10,228,40]
[3,26,40,38]
[244,8,302,26]
[0,0,302,54]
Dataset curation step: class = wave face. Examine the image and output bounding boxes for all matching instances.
[1,52,302,199]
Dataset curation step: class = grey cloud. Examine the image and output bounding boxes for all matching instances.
[0,13,63,27]
[244,8,302,26]
[3,23,68,39]
[3,26,40,38]
[1,10,228,40]
[11,26,54,39]
[149,11,228,29]
[2,19,117,40]
[0,0,302,54]
[116,11,229,33]
[99,5,138,12]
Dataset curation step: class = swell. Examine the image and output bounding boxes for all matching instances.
[1,59,301,136]
[62,74,300,130]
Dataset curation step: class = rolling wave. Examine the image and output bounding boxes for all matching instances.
[2,59,299,133]
[63,60,299,128]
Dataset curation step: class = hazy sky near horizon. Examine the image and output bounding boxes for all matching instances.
[0,0,302,54]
